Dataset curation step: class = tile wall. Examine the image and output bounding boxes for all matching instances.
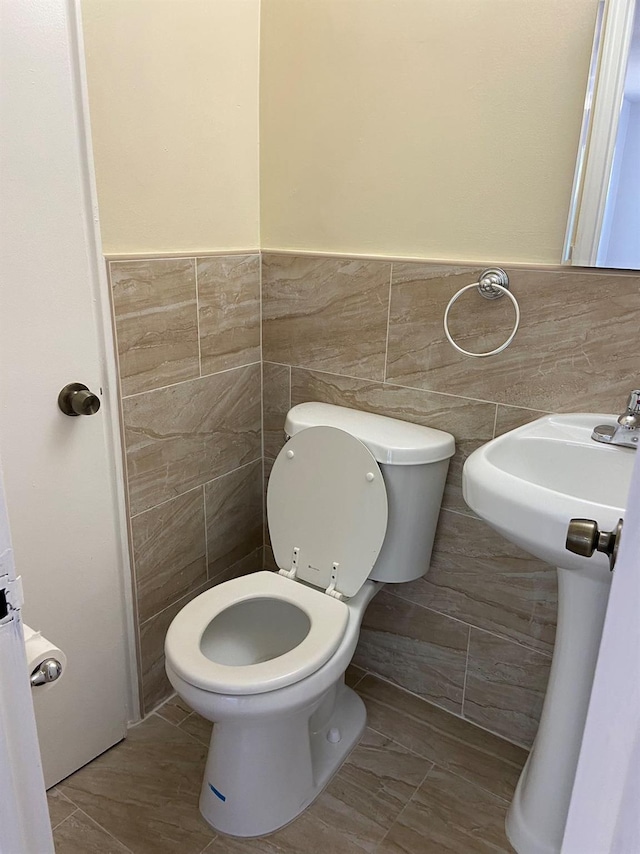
[109,250,640,747]
[108,256,263,713]
[261,254,640,747]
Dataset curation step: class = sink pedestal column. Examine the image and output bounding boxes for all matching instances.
[506,564,612,854]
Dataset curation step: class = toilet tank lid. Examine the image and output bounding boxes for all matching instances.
[285,403,455,465]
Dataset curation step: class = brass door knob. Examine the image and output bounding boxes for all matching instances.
[58,383,101,416]
[565,518,624,571]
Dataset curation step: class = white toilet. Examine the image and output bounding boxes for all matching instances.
[165,402,454,837]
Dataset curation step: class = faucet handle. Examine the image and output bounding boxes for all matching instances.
[626,390,640,413]
[618,389,640,430]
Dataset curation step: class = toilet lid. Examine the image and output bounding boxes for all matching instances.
[267,426,389,598]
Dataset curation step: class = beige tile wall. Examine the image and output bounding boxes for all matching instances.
[109,256,263,713]
[261,253,640,747]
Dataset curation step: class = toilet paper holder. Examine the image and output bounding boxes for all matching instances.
[30,658,63,687]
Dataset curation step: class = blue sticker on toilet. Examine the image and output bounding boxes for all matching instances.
[209,783,226,802]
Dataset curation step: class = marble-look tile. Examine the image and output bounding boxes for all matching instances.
[207,728,431,854]
[290,367,495,514]
[263,457,275,553]
[111,259,199,396]
[123,364,261,515]
[357,675,527,801]
[178,712,213,747]
[387,263,640,413]
[464,629,552,748]
[390,509,557,654]
[197,255,261,375]
[263,543,278,571]
[47,786,76,829]
[156,694,193,726]
[140,549,262,713]
[139,581,210,713]
[132,488,206,624]
[494,404,548,437]
[345,663,367,689]
[263,361,290,458]
[205,461,263,577]
[262,254,391,381]
[353,590,468,714]
[210,546,263,585]
[377,766,515,853]
[53,810,131,854]
[60,715,215,854]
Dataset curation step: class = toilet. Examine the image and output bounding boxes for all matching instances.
[165,402,454,837]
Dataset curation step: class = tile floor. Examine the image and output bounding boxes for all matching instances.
[50,667,524,853]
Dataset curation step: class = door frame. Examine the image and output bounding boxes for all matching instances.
[66,0,140,724]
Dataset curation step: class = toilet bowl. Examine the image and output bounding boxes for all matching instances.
[165,402,454,837]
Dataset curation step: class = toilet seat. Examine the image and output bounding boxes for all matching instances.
[267,426,389,598]
[165,571,349,695]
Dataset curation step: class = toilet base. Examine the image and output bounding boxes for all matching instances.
[199,682,366,837]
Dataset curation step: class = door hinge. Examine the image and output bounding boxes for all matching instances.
[0,575,24,621]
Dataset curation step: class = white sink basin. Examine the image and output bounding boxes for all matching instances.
[463,412,635,854]
[463,413,634,571]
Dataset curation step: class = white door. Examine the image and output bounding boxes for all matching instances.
[562,450,640,852]
[0,0,135,787]
[0,468,54,854]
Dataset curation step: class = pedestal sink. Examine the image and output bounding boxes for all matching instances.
[463,414,634,854]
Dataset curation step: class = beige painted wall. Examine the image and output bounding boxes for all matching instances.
[81,0,260,255]
[260,0,600,264]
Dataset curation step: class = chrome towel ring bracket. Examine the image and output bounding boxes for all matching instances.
[443,267,520,358]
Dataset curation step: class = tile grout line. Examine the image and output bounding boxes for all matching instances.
[49,806,79,833]
[202,484,210,579]
[362,672,532,751]
[139,546,264,630]
[492,402,499,438]
[382,584,553,658]
[372,762,437,853]
[105,259,144,716]
[79,807,136,854]
[363,718,521,807]
[460,625,472,718]
[129,456,263,520]
[194,257,203,377]
[264,360,555,414]
[55,807,135,854]
[383,262,393,381]
[121,360,262,401]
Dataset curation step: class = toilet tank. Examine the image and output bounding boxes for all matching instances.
[284,403,455,584]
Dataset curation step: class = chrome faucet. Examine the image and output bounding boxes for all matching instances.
[592,390,640,449]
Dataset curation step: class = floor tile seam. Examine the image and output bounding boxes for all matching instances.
[424,761,515,806]
[198,835,219,853]
[381,586,554,659]
[50,806,80,832]
[176,717,213,748]
[63,806,136,853]
[460,624,472,718]
[363,722,438,768]
[151,707,188,730]
[371,763,436,854]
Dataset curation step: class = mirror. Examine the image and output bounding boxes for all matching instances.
[564,0,640,268]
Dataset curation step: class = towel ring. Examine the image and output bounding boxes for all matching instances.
[443,271,520,358]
